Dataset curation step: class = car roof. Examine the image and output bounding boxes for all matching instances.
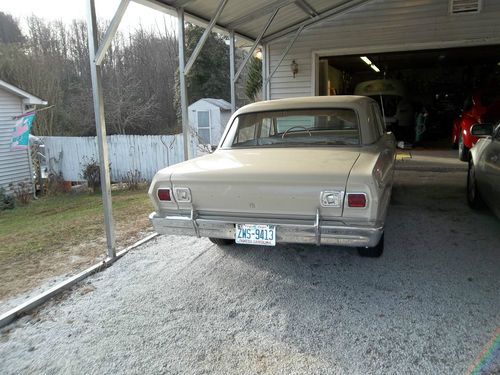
[235,95,375,115]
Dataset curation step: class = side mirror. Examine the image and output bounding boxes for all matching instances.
[470,123,494,137]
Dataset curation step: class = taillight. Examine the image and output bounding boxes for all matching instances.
[157,188,171,201]
[347,193,367,208]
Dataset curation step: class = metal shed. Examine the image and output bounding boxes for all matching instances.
[86,0,500,258]
[0,80,47,193]
[188,98,232,149]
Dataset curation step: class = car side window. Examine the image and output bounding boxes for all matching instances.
[235,121,257,143]
[368,105,381,138]
[372,104,386,135]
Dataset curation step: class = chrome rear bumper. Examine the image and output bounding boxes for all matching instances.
[149,209,383,247]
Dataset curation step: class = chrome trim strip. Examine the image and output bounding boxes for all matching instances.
[314,208,321,246]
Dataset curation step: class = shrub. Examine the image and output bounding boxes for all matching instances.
[46,172,66,196]
[123,169,143,191]
[11,180,32,205]
[81,158,102,193]
[0,187,15,210]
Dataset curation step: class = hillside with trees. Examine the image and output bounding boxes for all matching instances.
[0,12,250,136]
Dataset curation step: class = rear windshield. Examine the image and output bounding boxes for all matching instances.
[221,108,360,148]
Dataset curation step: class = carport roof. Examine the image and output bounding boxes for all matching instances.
[137,0,372,43]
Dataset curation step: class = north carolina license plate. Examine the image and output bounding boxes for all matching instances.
[235,224,276,246]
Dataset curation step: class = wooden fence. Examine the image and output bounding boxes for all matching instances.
[41,134,199,182]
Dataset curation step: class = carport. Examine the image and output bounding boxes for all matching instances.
[86,0,380,258]
[86,0,500,258]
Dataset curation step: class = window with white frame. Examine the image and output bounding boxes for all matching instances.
[197,110,211,144]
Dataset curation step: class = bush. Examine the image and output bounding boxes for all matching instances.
[123,170,143,191]
[81,158,102,193]
[10,180,32,205]
[0,187,15,210]
[46,172,66,196]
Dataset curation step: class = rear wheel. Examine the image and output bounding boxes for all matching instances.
[209,238,234,246]
[357,233,384,258]
[458,134,469,161]
[467,160,483,209]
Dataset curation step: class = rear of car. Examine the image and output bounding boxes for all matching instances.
[149,96,395,256]
[453,88,500,161]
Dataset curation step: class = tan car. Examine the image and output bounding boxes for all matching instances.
[149,96,396,257]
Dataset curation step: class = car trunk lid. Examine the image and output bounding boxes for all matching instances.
[169,148,360,218]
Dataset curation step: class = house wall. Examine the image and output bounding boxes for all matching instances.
[188,100,226,146]
[0,89,31,193]
[268,0,500,99]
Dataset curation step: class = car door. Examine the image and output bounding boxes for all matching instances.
[481,124,500,215]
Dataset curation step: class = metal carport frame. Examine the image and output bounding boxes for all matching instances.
[86,0,374,258]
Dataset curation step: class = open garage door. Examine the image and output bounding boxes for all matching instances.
[318,45,500,147]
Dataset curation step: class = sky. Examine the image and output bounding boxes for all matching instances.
[0,0,177,33]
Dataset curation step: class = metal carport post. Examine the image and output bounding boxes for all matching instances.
[85,0,258,259]
[86,0,130,259]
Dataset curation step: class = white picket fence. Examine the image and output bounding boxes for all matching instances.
[41,134,200,182]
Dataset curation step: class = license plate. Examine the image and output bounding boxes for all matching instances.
[235,224,276,246]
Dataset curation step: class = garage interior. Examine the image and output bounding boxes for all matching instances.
[318,44,500,145]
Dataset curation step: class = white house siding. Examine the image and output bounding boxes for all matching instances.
[268,0,500,99]
[0,89,30,193]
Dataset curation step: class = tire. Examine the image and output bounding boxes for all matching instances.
[458,133,469,161]
[209,238,234,246]
[467,160,483,209]
[357,233,384,258]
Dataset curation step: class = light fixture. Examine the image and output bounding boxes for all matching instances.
[360,55,380,73]
[291,59,298,78]
[255,48,263,60]
[360,56,372,65]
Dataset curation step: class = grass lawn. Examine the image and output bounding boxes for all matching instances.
[0,188,154,302]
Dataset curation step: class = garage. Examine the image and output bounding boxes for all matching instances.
[1,0,500,374]
[317,45,500,145]
[263,0,500,147]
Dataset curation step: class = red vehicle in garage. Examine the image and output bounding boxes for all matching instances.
[452,88,500,161]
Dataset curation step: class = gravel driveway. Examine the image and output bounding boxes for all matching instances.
[1,169,499,375]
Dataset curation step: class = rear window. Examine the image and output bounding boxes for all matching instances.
[221,108,360,148]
